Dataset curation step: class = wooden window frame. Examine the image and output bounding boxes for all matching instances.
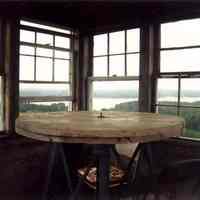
[89,29,140,111]
[19,22,73,104]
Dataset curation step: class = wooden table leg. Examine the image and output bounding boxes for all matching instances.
[43,143,73,200]
[95,144,111,200]
[58,144,73,193]
[42,143,57,200]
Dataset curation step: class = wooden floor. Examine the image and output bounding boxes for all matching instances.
[1,136,200,200]
[37,172,200,200]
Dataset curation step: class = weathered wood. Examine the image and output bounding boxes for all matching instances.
[16,111,184,144]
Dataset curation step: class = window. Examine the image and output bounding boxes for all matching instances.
[156,18,200,138]
[19,20,72,113]
[91,29,140,111]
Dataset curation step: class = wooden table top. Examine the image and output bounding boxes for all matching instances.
[16,111,185,144]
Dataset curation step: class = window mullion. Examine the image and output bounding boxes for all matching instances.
[52,35,55,82]
[125,30,127,76]
[34,31,37,81]
[177,74,181,115]
[107,33,109,77]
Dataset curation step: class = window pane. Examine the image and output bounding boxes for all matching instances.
[93,57,107,77]
[20,45,34,55]
[157,105,178,116]
[92,81,138,111]
[158,78,178,105]
[36,33,53,46]
[127,28,140,52]
[127,54,139,76]
[55,36,70,49]
[55,50,70,59]
[36,47,53,57]
[20,83,70,97]
[20,20,71,34]
[36,57,52,81]
[181,79,200,106]
[180,107,200,138]
[109,31,125,54]
[54,59,69,81]
[110,55,125,76]
[161,49,200,72]
[20,56,35,81]
[19,101,72,113]
[161,19,200,48]
[93,34,108,56]
[20,30,35,43]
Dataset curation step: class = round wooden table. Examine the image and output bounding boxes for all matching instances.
[16,111,184,144]
[16,111,185,200]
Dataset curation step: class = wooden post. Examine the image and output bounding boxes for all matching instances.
[139,23,158,113]
[151,24,160,113]
[71,31,79,111]
[4,18,20,134]
[76,33,93,111]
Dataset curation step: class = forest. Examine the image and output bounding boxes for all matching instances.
[102,100,200,138]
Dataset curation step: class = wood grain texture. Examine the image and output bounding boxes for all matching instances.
[16,112,185,144]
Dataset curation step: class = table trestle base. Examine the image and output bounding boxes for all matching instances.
[42,143,73,200]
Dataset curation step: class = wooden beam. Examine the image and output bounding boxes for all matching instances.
[4,18,20,134]
[77,33,93,111]
[139,24,154,112]
[151,24,160,113]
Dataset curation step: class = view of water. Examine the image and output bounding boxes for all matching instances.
[23,96,200,111]
[159,96,200,103]
[93,98,136,111]
[92,96,200,111]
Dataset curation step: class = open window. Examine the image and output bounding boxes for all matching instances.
[90,29,140,111]
[156,18,200,139]
[19,20,73,113]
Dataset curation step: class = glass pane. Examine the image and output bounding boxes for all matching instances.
[19,100,72,112]
[20,45,34,55]
[20,30,35,43]
[55,36,70,49]
[161,18,200,48]
[93,34,108,56]
[19,101,72,113]
[54,59,69,82]
[92,81,139,111]
[181,79,200,106]
[20,56,34,81]
[127,28,140,52]
[20,83,70,97]
[109,31,125,54]
[55,50,70,59]
[110,55,125,76]
[36,33,53,46]
[161,49,200,72]
[158,78,178,105]
[36,48,53,57]
[157,105,178,116]
[0,77,4,130]
[36,57,52,81]
[127,54,140,76]
[20,20,71,34]
[180,107,200,138]
[93,57,107,77]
